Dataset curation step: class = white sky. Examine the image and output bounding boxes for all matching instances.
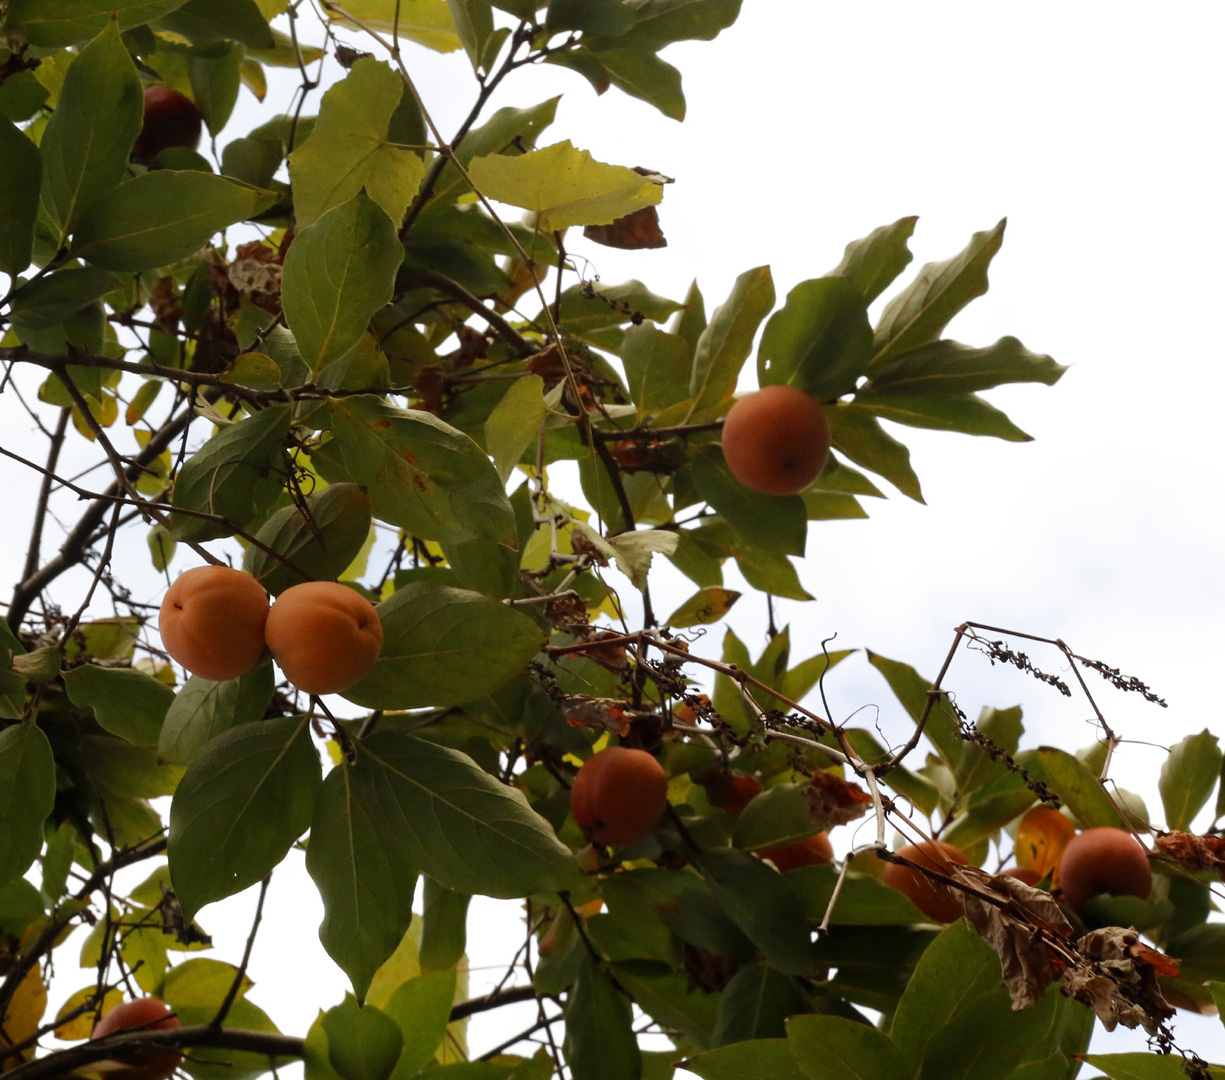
[5,2,1224,1076]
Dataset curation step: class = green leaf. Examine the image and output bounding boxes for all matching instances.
[732,784,817,851]
[690,445,807,556]
[829,216,917,305]
[589,46,685,120]
[345,728,578,898]
[1,0,190,47]
[419,879,469,972]
[789,863,928,925]
[788,1014,909,1080]
[865,650,961,767]
[712,962,803,1045]
[547,0,635,34]
[485,375,548,484]
[282,191,403,373]
[72,171,268,271]
[307,762,419,1001]
[9,268,119,329]
[323,0,462,53]
[289,59,425,229]
[555,279,683,350]
[384,968,458,1077]
[154,0,274,48]
[622,322,691,419]
[468,140,663,232]
[917,986,1056,1080]
[433,96,560,203]
[613,0,743,49]
[445,0,494,71]
[0,723,55,891]
[0,117,39,277]
[322,995,404,1080]
[1031,746,1124,828]
[62,664,174,746]
[158,666,275,765]
[168,716,321,917]
[1159,729,1222,832]
[684,1039,805,1080]
[757,277,873,400]
[844,393,1031,441]
[871,219,1006,369]
[608,965,717,1048]
[189,45,241,137]
[689,266,775,414]
[1078,1055,1225,1080]
[38,19,142,241]
[845,730,938,815]
[170,402,292,542]
[867,336,1066,395]
[243,483,374,595]
[692,847,814,976]
[322,396,516,548]
[825,407,923,502]
[348,582,544,709]
[563,955,641,1080]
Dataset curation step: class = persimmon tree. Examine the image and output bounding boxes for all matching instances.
[1,3,1222,1080]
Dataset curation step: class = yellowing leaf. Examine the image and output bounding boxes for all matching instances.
[0,965,47,1065]
[606,529,678,592]
[289,58,425,228]
[324,0,461,53]
[55,986,123,1040]
[468,141,664,233]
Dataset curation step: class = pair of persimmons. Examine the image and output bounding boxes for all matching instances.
[159,566,382,695]
[572,749,1152,919]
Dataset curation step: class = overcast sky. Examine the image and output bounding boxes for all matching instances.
[7,2,1224,1075]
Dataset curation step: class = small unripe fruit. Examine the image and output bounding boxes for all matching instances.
[159,565,269,682]
[721,385,830,496]
[133,86,202,162]
[571,745,668,846]
[90,997,181,1080]
[759,832,833,872]
[883,840,973,923]
[265,581,383,695]
[1056,826,1152,910]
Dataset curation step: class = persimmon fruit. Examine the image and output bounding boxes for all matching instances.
[264,581,383,695]
[720,384,830,496]
[90,996,181,1080]
[759,831,834,872]
[571,745,668,846]
[1056,826,1151,910]
[883,840,973,923]
[158,565,269,682]
[133,86,202,162]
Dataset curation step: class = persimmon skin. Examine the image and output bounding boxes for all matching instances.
[1002,866,1044,886]
[133,86,202,162]
[159,565,269,682]
[265,581,383,695]
[721,385,830,496]
[883,840,972,923]
[759,832,834,873]
[90,997,181,1080]
[1056,827,1152,911]
[571,746,668,846]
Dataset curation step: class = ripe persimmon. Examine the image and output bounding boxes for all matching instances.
[571,745,668,846]
[720,384,830,496]
[133,86,202,163]
[759,832,833,872]
[90,997,181,1080]
[883,840,973,923]
[265,581,383,695]
[1055,826,1151,910]
[159,565,269,682]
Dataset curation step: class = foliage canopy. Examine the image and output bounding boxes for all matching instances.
[1,3,1222,1080]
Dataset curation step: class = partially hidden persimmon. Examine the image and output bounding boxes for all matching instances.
[133,86,202,163]
[883,840,973,923]
[1055,826,1152,911]
[264,581,383,695]
[720,384,830,496]
[758,832,833,873]
[1015,804,1076,879]
[90,996,181,1080]
[571,745,668,847]
[158,565,269,682]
